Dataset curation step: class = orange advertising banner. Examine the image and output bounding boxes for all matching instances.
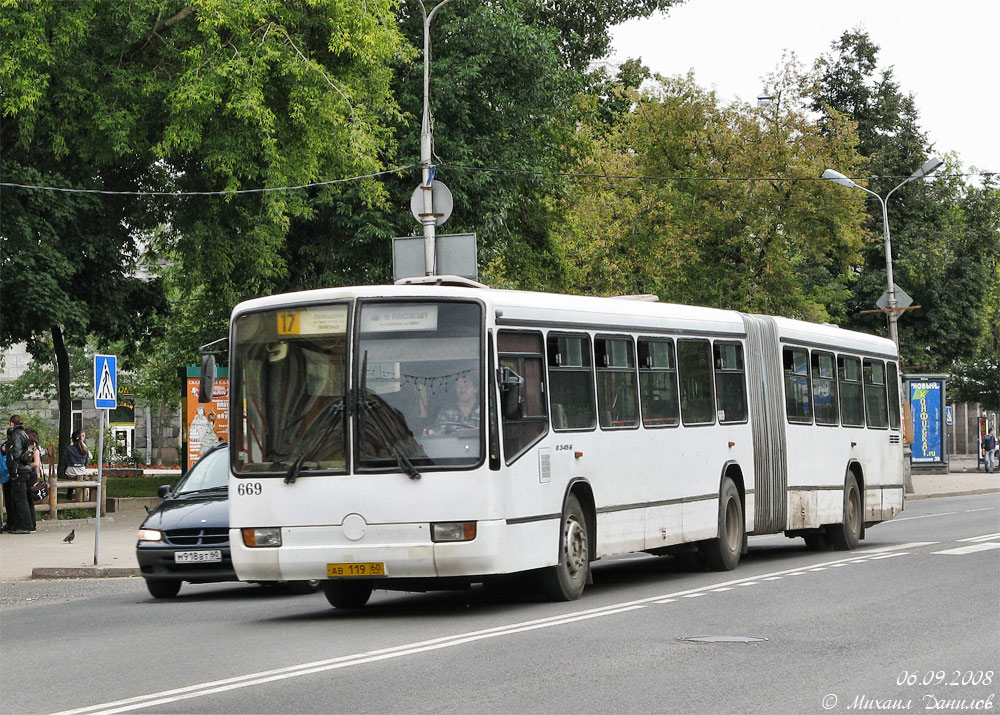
[185,375,229,467]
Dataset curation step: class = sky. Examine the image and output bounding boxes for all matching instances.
[609,0,999,175]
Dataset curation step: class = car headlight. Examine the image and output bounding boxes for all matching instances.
[137,529,163,542]
[242,527,281,547]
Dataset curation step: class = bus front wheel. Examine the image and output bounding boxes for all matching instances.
[702,478,743,571]
[830,475,862,550]
[537,493,590,601]
[322,580,373,609]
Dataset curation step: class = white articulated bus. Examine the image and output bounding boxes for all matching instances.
[215,277,904,609]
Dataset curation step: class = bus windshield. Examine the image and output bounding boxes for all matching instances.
[356,300,483,470]
[233,304,349,474]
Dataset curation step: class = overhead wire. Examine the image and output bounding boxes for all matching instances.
[0,162,992,197]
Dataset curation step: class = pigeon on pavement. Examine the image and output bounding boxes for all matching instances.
[63,529,75,543]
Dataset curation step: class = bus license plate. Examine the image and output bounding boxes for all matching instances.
[327,562,385,577]
[175,550,222,563]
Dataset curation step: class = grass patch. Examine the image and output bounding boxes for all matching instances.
[107,476,182,498]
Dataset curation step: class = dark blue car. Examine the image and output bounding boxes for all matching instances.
[136,443,318,598]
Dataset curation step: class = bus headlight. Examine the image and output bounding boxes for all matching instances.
[431,522,477,542]
[242,527,282,547]
[137,529,163,542]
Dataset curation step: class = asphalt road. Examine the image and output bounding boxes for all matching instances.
[3,493,997,715]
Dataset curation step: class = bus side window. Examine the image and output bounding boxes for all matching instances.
[677,339,715,425]
[595,336,638,429]
[546,334,596,431]
[838,355,865,427]
[714,341,747,423]
[812,351,839,425]
[886,362,901,430]
[864,358,889,429]
[638,338,679,428]
[783,347,812,423]
[498,331,548,463]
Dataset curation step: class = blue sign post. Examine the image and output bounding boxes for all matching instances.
[908,375,949,473]
[93,354,117,565]
[94,355,117,409]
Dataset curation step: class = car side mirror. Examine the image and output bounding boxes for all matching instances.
[498,367,524,421]
[157,484,172,499]
[198,354,216,403]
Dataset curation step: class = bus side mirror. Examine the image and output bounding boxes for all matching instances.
[199,354,216,403]
[498,367,524,421]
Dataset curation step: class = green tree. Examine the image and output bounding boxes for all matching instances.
[1,0,408,449]
[810,29,998,370]
[274,0,684,296]
[554,62,868,320]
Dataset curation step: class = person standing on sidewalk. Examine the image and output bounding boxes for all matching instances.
[63,429,91,501]
[983,428,997,474]
[24,427,43,531]
[4,415,35,534]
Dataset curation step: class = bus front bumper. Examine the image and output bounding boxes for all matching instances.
[230,519,509,583]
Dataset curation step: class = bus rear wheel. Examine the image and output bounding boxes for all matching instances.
[322,580,373,609]
[702,478,743,571]
[830,475,862,550]
[537,494,590,601]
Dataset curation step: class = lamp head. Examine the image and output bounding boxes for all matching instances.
[821,169,857,189]
[910,156,943,180]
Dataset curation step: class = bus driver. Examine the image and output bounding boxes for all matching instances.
[424,373,480,435]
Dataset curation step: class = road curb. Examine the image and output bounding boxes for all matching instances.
[905,488,1000,501]
[31,567,141,579]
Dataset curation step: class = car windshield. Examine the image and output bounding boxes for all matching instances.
[174,447,230,494]
[356,301,483,469]
[232,303,349,474]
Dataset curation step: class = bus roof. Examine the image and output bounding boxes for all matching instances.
[233,283,897,359]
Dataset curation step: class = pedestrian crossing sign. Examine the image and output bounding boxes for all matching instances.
[94,355,117,409]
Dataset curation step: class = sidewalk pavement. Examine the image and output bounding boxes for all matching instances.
[1,460,997,582]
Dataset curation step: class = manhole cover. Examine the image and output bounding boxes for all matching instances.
[679,635,769,644]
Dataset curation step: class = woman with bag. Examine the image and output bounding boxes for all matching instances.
[63,429,91,501]
[4,415,34,534]
[24,427,44,531]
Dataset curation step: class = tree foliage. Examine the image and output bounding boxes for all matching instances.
[553,61,868,320]
[810,29,999,371]
[1,0,409,451]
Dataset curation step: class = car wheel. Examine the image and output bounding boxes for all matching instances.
[285,580,321,595]
[145,579,182,599]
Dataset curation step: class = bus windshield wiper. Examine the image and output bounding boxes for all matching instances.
[358,396,422,480]
[357,350,422,480]
[284,455,305,484]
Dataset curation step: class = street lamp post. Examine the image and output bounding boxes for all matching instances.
[417,0,453,276]
[821,157,943,351]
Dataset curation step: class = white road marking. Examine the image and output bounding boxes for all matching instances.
[886,512,957,523]
[959,533,1000,542]
[932,542,1000,555]
[49,539,952,715]
[710,587,733,592]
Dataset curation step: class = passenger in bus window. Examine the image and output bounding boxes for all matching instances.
[424,372,480,435]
